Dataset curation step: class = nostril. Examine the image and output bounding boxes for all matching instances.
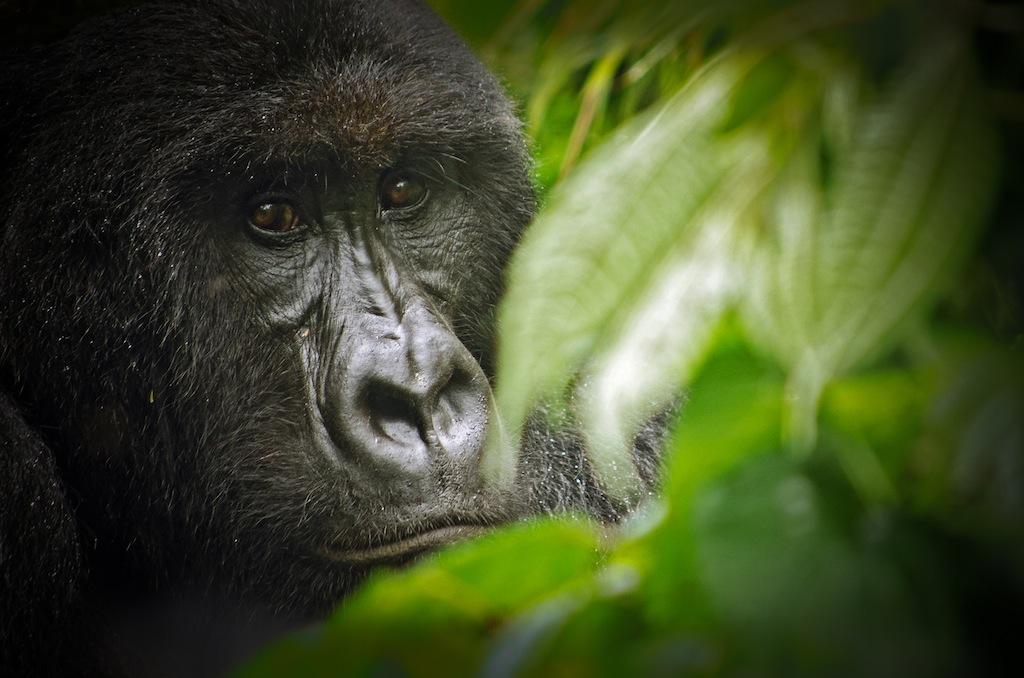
[434,366,472,418]
[361,384,427,448]
[432,365,487,453]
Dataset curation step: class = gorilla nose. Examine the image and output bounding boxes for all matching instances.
[326,313,491,482]
[359,353,486,459]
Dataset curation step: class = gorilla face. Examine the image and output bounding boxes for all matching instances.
[188,101,530,574]
[0,0,655,673]
[4,0,531,591]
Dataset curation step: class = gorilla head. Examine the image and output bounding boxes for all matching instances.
[0,1,660,674]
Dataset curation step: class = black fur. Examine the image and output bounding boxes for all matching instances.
[0,2,665,675]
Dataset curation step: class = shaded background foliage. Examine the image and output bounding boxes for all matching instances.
[2,0,1022,675]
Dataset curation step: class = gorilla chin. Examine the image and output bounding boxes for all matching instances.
[0,1,665,676]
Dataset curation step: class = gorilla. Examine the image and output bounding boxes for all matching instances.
[0,1,663,675]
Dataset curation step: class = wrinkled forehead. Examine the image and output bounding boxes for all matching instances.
[192,0,510,168]
[247,54,503,167]
[69,0,514,172]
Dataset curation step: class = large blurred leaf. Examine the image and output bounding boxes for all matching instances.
[577,220,747,498]
[427,0,520,48]
[492,51,796,496]
[915,343,1024,533]
[692,454,962,675]
[742,33,1000,449]
[635,340,786,626]
[239,519,600,678]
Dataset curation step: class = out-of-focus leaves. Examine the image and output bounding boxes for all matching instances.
[489,590,719,677]
[432,0,851,192]
[492,48,817,498]
[913,344,1024,533]
[426,0,521,48]
[238,519,600,678]
[481,595,588,678]
[692,454,962,676]
[743,33,1000,450]
[629,339,786,625]
[493,54,750,495]
[491,10,989,496]
[819,369,929,505]
[822,370,928,458]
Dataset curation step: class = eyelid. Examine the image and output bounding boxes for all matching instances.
[248,190,300,209]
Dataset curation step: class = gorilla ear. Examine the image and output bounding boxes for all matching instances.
[0,392,82,656]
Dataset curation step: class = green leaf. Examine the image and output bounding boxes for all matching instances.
[717,53,795,132]
[237,519,600,678]
[493,52,781,496]
[427,0,520,48]
[577,164,765,499]
[916,345,1024,531]
[629,341,786,626]
[742,33,1000,450]
[692,455,961,675]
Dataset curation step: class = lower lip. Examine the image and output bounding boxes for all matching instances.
[327,525,489,565]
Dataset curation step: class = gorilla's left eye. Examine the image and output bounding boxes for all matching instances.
[249,202,301,234]
[380,171,427,211]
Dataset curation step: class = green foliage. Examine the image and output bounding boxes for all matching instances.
[241,1,1023,674]
[241,519,601,678]
[494,50,765,497]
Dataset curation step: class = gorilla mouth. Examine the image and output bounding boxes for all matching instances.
[327,524,489,565]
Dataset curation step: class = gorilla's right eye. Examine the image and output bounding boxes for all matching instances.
[379,170,428,212]
[248,202,301,234]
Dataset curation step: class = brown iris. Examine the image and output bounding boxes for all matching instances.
[249,202,300,233]
[380,171,427,210]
